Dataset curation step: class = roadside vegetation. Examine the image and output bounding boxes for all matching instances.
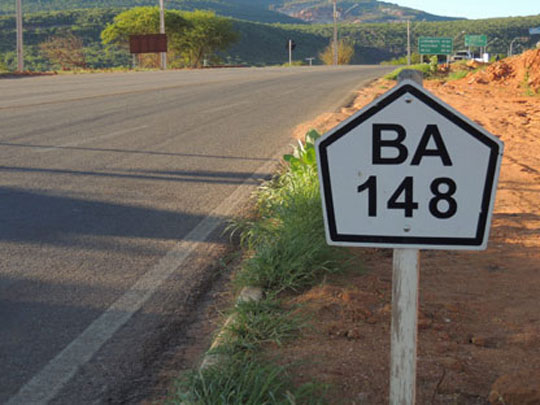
[384,58,490,82]
[168,130,348,404]
[101,7,238,68]
[319,40,355,65]
[1,9,539,71]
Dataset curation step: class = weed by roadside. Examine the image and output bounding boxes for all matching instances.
[447,70,469,81]
[231,130,345,294]
[168,129,349,404]
[383,63,432,80]
[222,297,305,352]
[523,69,540,96]
[169,351,327,405]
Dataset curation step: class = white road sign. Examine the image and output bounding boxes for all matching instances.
[316,80,504,250]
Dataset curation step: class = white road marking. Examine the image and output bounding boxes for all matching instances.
[6,148,283,405]
[35,125,149,153]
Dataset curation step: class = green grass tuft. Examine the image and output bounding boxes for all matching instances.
[170,352,327,405]
[222,298,305,351]
[447,70,469,81]
[383,63,432,80]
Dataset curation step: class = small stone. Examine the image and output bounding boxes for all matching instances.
[489,369,540,404]
[237,286,263,303]
[346,328,363,340]
[470,335,502,348]
[366,316,378,324]
[378,303,392,315]
[439,357,464,372]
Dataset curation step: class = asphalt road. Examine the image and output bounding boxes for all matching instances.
[0,66,392,404]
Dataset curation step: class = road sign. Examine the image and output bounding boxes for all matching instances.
[316,79,503,250]
[129,34,168,54]
[529,27,540,35]
[465,34,487,47]
[418,37,453,55]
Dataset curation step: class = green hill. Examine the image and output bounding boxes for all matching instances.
[263,0,460,24]
[0,0,304,24]
[1,7,539,71]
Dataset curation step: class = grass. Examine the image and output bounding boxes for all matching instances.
[383,63,432,80]
[232,131,345,293]
[169,351,327,405]
[222,297,305,352]
[447,70,469,81]
[169,130,347,404]
[522,69,540,96]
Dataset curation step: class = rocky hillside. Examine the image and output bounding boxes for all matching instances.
[266,0,460,24]
[0,0,460,24]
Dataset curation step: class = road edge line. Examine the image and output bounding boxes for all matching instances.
[6,152,284,405]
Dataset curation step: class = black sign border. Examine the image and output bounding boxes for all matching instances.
[318,83,501,247]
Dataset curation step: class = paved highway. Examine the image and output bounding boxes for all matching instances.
[0,66,392,403]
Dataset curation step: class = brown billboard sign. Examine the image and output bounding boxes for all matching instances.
[129,34,168,54]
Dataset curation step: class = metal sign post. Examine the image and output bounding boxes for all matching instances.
[159,0,166,70]
[391,248,419,403]
[316,69,503,404]
[286,39,296,66]
[389,71,422,404]
[16,0,24,72]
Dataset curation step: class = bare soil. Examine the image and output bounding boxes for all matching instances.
[284,51,540,404]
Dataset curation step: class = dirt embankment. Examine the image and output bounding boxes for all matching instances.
[285,51,540,404]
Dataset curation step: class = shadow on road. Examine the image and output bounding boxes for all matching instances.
[0,142,274,162]
[0,186,234,246]
[0,165,272,186]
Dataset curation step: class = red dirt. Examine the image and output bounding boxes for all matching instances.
[465,49,540,93]
[284,53,540,404]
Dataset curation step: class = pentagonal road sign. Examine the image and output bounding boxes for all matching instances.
[316,80,504,250]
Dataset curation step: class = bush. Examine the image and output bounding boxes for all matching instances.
[231,130,345,293]
[319,40,355,65]
[383,63,431,80]
[0,56,8,72]
[172,351,326,404]
[380,52,422,65]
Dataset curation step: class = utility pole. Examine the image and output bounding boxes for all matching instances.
[159,0,166,70]
[16,0,24,71]
[289,39,292,66]
[406,19,411,65]
[332,0,338,65]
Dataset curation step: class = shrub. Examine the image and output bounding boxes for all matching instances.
[383,63,431,80]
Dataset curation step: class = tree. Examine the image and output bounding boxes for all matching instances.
[319,40,355,65]
[39,33,87,70]
[101,6,191,54]
[175,10,239,68]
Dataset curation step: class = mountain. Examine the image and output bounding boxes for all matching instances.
[0,0,460,24]
[0,0,305,24]
[269,0,460,24]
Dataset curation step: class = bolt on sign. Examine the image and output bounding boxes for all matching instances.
[465,35,487,47]
[316,79,503,250]
[129,34,168,54]
[418,37,453,55]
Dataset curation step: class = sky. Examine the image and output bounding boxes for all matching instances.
[391,0,539,20]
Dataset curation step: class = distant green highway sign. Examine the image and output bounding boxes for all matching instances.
[465,35,487,47]
[418,37,453,55]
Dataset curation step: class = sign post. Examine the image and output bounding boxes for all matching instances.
[390,70,422,404]
[286,39,296,66]
[316,69,503,404]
